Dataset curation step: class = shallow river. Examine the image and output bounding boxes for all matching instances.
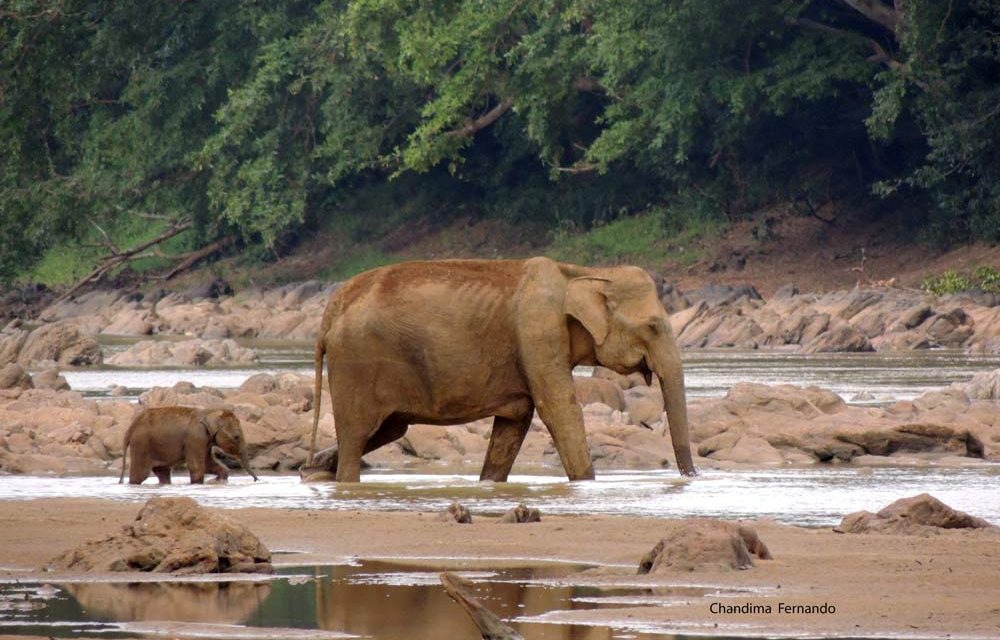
[59,338,1000,404]
[2,467,998,528]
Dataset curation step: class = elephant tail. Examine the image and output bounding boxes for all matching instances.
[306,337,325,467]
[118,417,136,484]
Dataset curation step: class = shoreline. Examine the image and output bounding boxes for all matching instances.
[2,497,999,639]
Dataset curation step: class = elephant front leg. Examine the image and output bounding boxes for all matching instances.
[186,449,207,484]
[480,411,533,482]
[535,400,595,481]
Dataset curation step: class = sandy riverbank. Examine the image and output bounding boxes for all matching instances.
[1,497,999,638]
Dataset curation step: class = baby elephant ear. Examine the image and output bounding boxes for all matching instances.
[565,276,612,345]
[201,413,220,439]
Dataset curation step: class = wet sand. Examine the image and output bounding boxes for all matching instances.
[2,497,999,638]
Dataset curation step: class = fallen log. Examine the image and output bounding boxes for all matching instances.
[440,572,523,640]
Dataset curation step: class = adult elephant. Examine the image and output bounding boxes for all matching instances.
[307,257,695,482]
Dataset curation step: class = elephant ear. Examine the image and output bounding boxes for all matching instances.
[200,413,220,440]
[565,276,612,345]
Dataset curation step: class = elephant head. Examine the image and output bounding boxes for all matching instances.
[565,267,696,476]
[203,409,258,481]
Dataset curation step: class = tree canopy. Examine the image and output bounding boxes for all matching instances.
[2,0,998,282]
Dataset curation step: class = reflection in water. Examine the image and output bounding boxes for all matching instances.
[1,562,716,639]
[63,580,271,624]
[301,562,624,639]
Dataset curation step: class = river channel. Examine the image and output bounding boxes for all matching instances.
[5,339,1000,639]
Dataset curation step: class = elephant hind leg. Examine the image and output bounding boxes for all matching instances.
[128,452,151,485]
[334,414,406,482]
[481,409,533,482]
[365,415,409,455]
[152,466,172,484]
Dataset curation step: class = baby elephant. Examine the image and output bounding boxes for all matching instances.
[118,407,258,485]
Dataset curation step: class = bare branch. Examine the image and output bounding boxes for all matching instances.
[555,162,599,174]
[837,0,899,33]
[53,219,193,304]
[784,15,935,93]
[161,236,234,280]
[88,219,121,255]
[446,98,514,138]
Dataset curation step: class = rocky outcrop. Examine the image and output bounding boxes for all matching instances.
[668,285,1000,353]
[2,371,1000,476]
[0,322,102,367]
[32,368,70,390]
[39,281,340,341]
[45,497,272,573]
[107,339,258,367]
[29,277,1000,355]
[835,494,997,535]
[0,363,33,390]
[573,376,625,411]
[637,520,772,572]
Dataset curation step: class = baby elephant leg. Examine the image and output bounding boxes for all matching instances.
[206,448,230,482]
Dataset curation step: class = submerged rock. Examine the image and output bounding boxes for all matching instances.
[835,493,998,535]
[637,519,772,573]
[45,497,273,574]
[441,502,472,524]
[497,504,541,524]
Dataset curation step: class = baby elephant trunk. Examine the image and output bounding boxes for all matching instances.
[239,446,258,481]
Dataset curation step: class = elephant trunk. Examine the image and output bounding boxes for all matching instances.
[239,445,258,482]
[652,344,697,477]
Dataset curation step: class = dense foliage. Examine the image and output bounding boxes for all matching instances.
[2,0,998,282]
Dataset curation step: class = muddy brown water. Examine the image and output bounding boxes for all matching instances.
[0,560,766,639]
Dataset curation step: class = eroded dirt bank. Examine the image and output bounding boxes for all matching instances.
[1,498,998,638]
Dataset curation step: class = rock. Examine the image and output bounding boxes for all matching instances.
[16,323,102,366]
[0,329,29,366]
[497,504,541,523]
[705,435,785,466]
[624,386,663,425]
[101,305,155,336]
[591,367,647,390]
[45,497,273,573]
[871,331,932,352]
[32,368,70,391]
[772,284,799,299]
[669,301,707,337]
[896,304,933,330]
[440,502,472,524]
[0,363,33,390]
[924,309,975,347]
[637,520,772,573]
[108,339,258,367]
[800,322,874,354]
[955,369,1000,400]
[573,376,626,411]
[109,385,129,397]
[835,494,997,535]
[686,283,762,308]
